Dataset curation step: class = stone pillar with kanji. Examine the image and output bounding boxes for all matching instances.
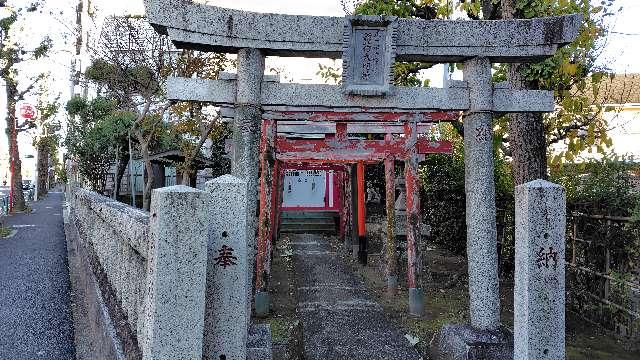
[204,175,251,360]
[514,180,566,360]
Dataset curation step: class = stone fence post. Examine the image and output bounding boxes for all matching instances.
[514,180,566,360]
[204,175,250,360]
[142,186,211,360]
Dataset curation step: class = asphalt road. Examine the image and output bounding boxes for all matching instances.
[0,191,76,359]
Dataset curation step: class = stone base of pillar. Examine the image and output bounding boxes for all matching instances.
[357,235,368,265]
[429,324,513,360]
[344,234,353,253]
[255,291,270,317]
[409,288,424,316]
[247,324,273,360]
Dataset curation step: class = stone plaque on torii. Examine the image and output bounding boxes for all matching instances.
[144,0,580,350]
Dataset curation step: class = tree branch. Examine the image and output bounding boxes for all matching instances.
[17,74,45,100]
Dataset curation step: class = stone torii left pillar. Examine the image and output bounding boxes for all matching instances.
[231,48,265,317]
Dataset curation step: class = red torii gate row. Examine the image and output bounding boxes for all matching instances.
[254,110,458,307]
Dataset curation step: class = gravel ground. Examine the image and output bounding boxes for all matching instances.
[0,191,76,359]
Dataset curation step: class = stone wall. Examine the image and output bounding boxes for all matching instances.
[66,182,272,360]
[69,187,150,358]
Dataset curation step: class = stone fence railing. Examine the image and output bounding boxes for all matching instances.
[69,187,150,357]
[65,176,271,360]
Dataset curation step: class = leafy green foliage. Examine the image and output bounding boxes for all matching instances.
[169,101,231,177]
[551,157,639,271]
[85,59,161,100]
[33,36,52,59]
[65,96,136,192]
[506,0,616,164]
[317,62,342,85]
[552,156,638,216]
[553,158,640,332]
[419,125,515,260]
[419,145,467,254]
[354,0,451,18]
[0,12,17,33]
[167,49,231,179]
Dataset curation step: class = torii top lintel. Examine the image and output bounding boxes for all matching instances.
[144,0,581,63]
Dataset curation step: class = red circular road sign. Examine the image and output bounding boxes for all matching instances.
[18,103,37,120]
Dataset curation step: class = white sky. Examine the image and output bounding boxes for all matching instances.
[595,0,640,74]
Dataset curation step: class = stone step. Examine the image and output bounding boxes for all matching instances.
[280,218,335,226]
[281,211,338,219]
[279,211,337,234]
[280,226,336,234]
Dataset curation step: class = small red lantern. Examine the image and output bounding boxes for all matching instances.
[18,102,37,120]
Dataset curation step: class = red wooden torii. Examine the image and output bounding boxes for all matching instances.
[254,110,459,303]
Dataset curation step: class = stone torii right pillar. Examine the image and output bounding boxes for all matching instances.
[462,57,500,331]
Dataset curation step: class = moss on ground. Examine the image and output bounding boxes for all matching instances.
[0,225,11,237]
[258,317,298,343]
[252,234,301,347]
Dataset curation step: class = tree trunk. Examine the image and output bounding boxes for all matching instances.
[502,0,548,186]
[138,140,154,211]
[506,67,547,185]
[114,154,128,201]
[36,141,49,199]
[180,170,191,186]
[5,84,26,212]
[180,158,195,187]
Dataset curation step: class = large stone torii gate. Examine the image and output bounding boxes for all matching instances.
[144,0,580,340]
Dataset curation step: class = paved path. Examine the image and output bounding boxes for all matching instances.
[0,192,76,359]
[291,233,421,360]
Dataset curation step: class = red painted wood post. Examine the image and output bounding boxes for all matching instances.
[340,166,350,247]
[275,166,286,242]
[255,119,276,317]
[356,161,367,265]
[337,171,346,241]
[384,154,398,296]
[404,121,424,316]
[269,159,280,244]
[344,166,354,252]
[336,122,350,243]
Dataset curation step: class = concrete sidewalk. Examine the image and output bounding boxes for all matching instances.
[0,192,76,359]
[291,233,421,360]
